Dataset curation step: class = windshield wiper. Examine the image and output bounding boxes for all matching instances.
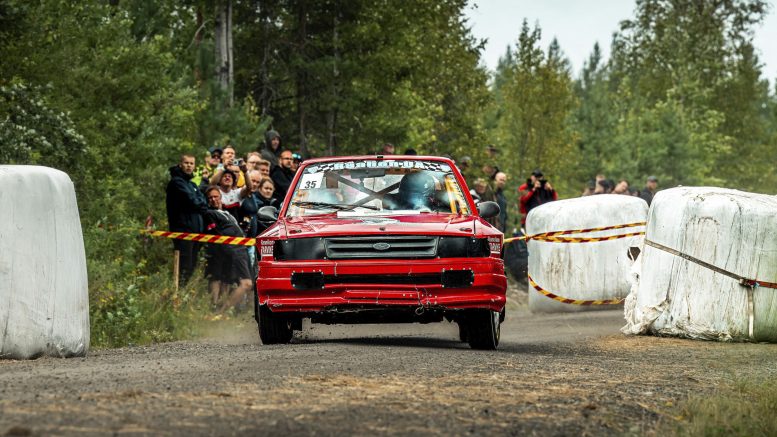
[291,200,379,211]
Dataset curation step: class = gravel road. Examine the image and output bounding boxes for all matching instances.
[2,301,776,436]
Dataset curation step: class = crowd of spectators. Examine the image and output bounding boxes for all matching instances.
[581,174,659,206]
[165,129,298,314]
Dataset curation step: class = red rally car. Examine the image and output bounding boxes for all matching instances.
[254,155,507,349]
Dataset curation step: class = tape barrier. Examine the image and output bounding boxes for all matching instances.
[528,274,625,306]
[504,221,646,244]
[143,230,256,246]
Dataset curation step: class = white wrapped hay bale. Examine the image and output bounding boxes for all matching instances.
[527,195,648,313]
[0,166,89,359]
[623,187,777,342]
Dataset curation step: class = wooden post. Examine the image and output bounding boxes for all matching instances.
[173,250,180,291]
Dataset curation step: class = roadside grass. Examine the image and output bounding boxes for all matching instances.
[89,269,212,348]
[669,379,777,436]
[86,226,213,348]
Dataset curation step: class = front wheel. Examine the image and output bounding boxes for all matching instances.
[258,305,294,344]
[466,310,500,350]
[457,322,469,343]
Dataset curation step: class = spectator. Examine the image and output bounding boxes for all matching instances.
[238,170,263,279]
[165,154,208,285]
[457,155,473,186]
[244,152,262,172]
[260,130,283,168]
[518,169,557,225]
[582,179,596,196]
[238,170,263,239]
[255,177,279,235]
[271,149,296,202]
[594,178,612,194]
[193,146,221,186]
[213,169,242,221]
[458,156,472,173]
[518,169,541,193]
[486,144,498,160]
[291,153,303,173]
[494,171,508,232]
[379,143,395,155]
[256,177,279,209]
[472,177,499,227]
[639,176,659,205]
[472,177,496,202]
[212,145,246,188]
[203,186,253,313]
[256,159,271,179]
[481,163,500,181]
[613,179,630,195]
[404,147,418,155]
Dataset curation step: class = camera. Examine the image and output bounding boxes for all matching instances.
[233,158,243,166]
[539,178,547,188]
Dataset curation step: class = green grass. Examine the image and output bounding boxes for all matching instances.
[669,379,777,437]
[85,225,214,348]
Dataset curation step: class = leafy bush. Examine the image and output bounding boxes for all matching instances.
[85,224,212,348]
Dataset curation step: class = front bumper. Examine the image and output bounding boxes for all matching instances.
[257,258,507,313]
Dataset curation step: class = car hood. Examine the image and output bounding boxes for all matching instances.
[280,213,477,238]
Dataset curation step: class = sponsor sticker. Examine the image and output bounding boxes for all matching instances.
[488,236,501,253]
[260,240,274,256]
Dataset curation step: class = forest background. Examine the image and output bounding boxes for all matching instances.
[1,0,776,347]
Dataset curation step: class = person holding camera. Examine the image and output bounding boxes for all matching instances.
[518,169,557,225]
[212,145,246,188]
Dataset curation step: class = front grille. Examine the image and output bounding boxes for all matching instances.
[325,235,438,259]
[323,274,440,285]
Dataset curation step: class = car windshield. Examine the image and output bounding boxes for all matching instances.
[285,159,471,217]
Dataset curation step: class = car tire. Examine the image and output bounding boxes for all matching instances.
[467,310,500,350]
[457,322,469,342]
[258,305,294,344]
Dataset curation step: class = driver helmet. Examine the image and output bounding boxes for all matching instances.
[398,171,436,209]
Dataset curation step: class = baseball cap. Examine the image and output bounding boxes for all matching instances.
[531,169,544,177]
[208,146,223,155]
[647,175,658,182]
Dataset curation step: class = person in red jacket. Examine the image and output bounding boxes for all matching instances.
[518,169,558,225]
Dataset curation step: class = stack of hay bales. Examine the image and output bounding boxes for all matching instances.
[623,187,777,342]
[527,195,648,313]
[0,166,90,359]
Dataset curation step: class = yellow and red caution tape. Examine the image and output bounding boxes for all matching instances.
[504,221,646,244]
[528,274,625,306]
[143,230,256,246]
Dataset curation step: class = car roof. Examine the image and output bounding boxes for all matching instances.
[299,155,456,166]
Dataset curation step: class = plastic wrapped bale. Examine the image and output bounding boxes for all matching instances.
[0,166,90,359]
[623,187,777,342]
[527,195,648,313]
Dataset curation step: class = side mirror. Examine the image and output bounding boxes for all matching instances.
[477,201,500,219]
[258,206,279,222]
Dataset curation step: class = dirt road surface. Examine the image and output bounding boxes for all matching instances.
[2,303,776,436]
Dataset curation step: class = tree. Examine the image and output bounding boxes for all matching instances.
[608,0,771,191]
[490,20,577,193]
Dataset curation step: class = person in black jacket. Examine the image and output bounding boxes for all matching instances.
[271,149,296,202]
[203,186,253,313]
[165,154,208,285]
[259,130,283,170]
